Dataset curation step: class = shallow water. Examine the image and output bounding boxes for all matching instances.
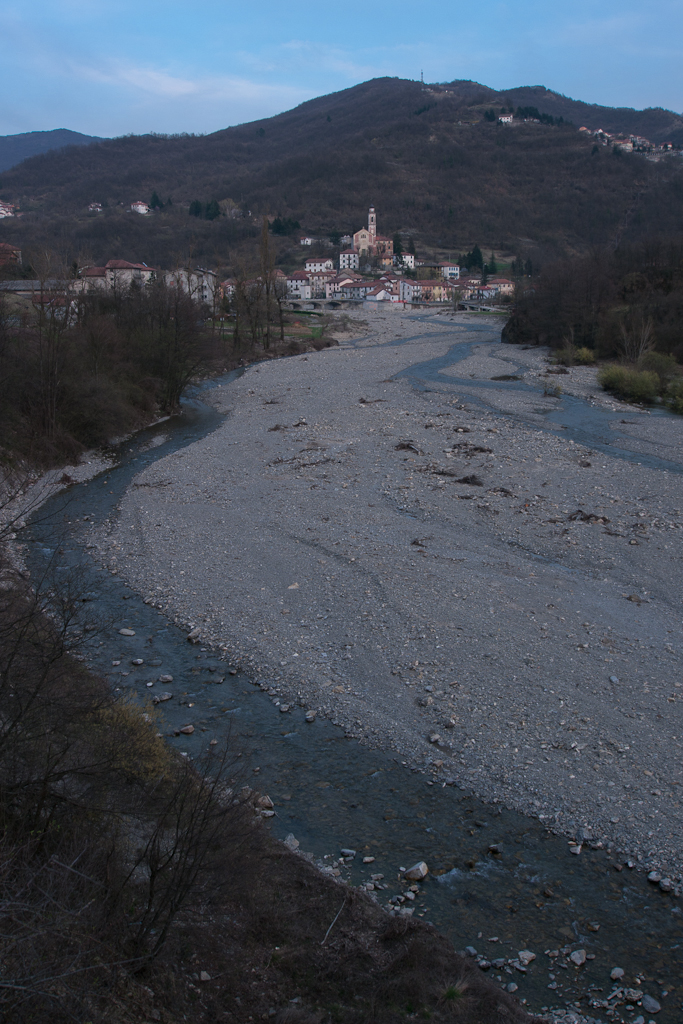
[23,342,683,1020]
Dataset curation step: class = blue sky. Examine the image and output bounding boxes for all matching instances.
[1,0,682,137]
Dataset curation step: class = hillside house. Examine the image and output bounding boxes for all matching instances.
[399,253,415,269]
[0,201,15,219]
[88,202,103,213]
[439,262,460,280]
[286,272,312,300]
[299,235,315,246]
[499,114,514,124]
[77,259,156,292]
[339,249,360,270]
[304,257,334,273]
[0,242,22,266]
[130,201,150,215]
[164,268,218,306]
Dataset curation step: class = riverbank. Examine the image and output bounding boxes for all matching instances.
[91,308,683,885]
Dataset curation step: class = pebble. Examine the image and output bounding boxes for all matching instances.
[569,949,586,966]
[404,861,429,881]
[340,848,356,858]
[131,658,144,665]
[305,710,316,722]
[610,968,624,981]
[199,971,211,982]
[279,704,290,713]
[159,674,173,683]
[506,982,518,993]
[518,950,536,966]
[648,871,662,883]
[362,856,375,863]
[179,724,194,734]
[465,946,478,957]
[187,628,201,643]
[641,994,661,1014]
[152,692,173,704]
[284,834,300,851]
[118,628,136,636]
[658,877,674,892]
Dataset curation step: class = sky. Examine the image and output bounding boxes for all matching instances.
[1,0,682,138]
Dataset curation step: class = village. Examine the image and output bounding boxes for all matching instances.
[0,207,516,311]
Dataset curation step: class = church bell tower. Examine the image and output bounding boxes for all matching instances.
[368,205,376,240]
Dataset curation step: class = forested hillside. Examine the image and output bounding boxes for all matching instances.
[1,77,682,270]
[0,128,104,172]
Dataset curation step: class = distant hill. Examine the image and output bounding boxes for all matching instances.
[0,129,104,172]
[0,78,681,270]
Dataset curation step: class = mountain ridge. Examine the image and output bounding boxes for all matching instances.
[0,128,105,173]
[0,77,681,268]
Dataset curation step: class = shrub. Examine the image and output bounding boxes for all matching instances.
[598,365,659,403]
[574,346,596,365]
[665,380,683,415]
[639,351,680,387]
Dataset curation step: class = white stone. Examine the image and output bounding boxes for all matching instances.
[404,861,428,881]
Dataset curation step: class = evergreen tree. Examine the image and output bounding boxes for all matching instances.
[481,264,488,286]
[393,233,403,256]
[488,252,498,274]
[189,200,203,217]
[407,236,415,255]
[205,199,220,220]
[524,258,533,278]
[470,244,483,270]
[150,190,163,210]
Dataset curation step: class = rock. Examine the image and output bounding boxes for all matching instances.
[305,711,316,722]
[284,833,300,851]
[209,738,218,746]
[159,674,174,683]
[569,844,582,855]
[609,675,619,684]
[199,971,211,982]
[492,959,506,969]
[403,891,415,901]
[261,809,275,818]
[641,994,661,1013]
[279,704,290,713]
[623,989,644,1003]
[256,795,274,810]
[340,848,357,858]
[648,871,662,883]
[659,877,674,892]
[131,658,144,665]
[610,968,625,981]
[428,733,441,744]
[404,861,429,881]
[518,950,536,966]
[152,692,173,704]
[569,949,586,966]
[465,946,478,957]
[187,628,201,643]
[632,1017,645,1024]
[362,856,375,864]
[586,921,600,932]
[179,724,194,735]
[478,960,491,970]
[239,786,253,801]
[506,982,518,993]
[118,628,136,636]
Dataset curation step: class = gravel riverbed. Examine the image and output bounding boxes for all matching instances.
[92,308,683,888]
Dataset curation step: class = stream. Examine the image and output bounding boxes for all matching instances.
[23,320,683,1021]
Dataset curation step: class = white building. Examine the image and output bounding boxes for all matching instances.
[438,262,460,280]
[399,253,415,269]
[131,201,150,215]
[339,249,360,270]
[286,272,312,299]
[164,267,218,306]
[304,257,334,273]
[0,201,15,219]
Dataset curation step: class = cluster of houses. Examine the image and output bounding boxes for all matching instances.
[578,126,677,156]
[0,201,16,219]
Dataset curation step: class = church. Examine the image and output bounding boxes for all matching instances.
[352,206,394,257]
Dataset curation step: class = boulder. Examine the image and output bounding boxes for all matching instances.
[404,861,429,881]
[118,628,136,636]
[179,724,194,735]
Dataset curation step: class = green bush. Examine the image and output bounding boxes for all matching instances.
[640,351,680,387]
[553,344,595,366]
[598,365,659,403]
[665,380,683,415]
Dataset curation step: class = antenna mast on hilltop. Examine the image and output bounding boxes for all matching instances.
[421,70,424,84]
